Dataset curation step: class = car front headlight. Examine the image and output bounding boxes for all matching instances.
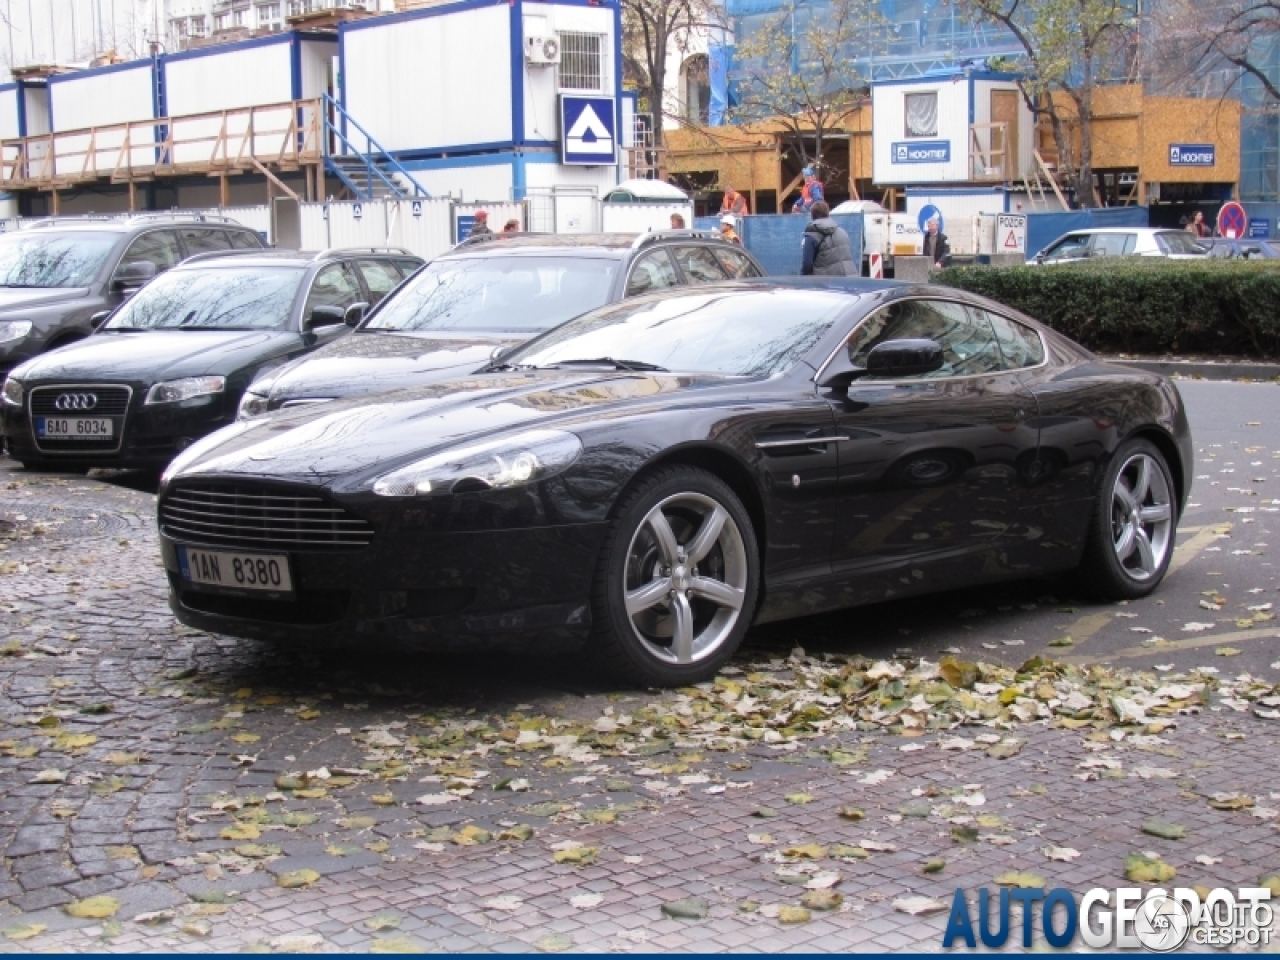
[237,390,271,420]
[2,377,22,406]
[0,320,32,345]
[372,429,582,498]
[145,376,226,405]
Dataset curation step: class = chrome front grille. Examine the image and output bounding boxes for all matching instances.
[160,482,374,551]
[30,385,131,416]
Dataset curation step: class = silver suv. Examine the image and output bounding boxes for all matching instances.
[0,213,264,375]
[1030,227,1207,264]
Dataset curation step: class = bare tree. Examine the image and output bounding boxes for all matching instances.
[1191,0,1280,103]
[621,0,722,147]
[962,0,1139,206]
[727,0,878,175]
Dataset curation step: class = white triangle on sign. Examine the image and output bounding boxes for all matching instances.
[1003,229,1019,248]
[566,105,613,155]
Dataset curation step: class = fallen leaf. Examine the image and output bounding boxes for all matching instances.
[2,923,46,941]
[894,896,949,916]
[1209,792,1255,811]
[777,905,811,924]
[923,858,946,874]
[661,897,709,920]
[1125,853,1176,883]
[570,893,603,909]
[363,913,403,932]
[277,869,321,889]
[836,806,865,821]
[995,871,1046,888]
[553,846,597,865]
[784,793,813,805]
[535,933,574,952]
[64,896,121,919]
[1142,820,1186,840]
[177,917,212,937]
[781,843,827,860]
[1044,846,1081,862]
[485,896,524,912]
[1194,854,1222,866]
[1215,647,1242,657]
[800,889,843,911]
[220,823,260,841]
[1260,873,1280,897]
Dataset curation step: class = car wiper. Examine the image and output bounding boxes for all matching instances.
[538,357,669,372]
[483,361,536,372]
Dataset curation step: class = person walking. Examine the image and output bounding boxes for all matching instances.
[720,184,749,219]
[468,210,492,238]
[922,217,950,268]
[670,213,686,229]
[791,166,825,214]
[719,215,742,245]
[1187,211,1211,238]
[800,201,855,276]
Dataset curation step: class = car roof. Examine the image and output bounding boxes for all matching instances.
[1063,227,1179,235]
[172,248,417,269]
[444,230,742,260]
[18,215,257,234]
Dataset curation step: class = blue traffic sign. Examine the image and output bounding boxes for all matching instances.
[561,95,617,166]
[455,215,476,244]
[917,204,945,234]
[1249,218,1270,239]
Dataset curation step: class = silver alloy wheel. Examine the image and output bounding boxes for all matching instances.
[623,492,749,665]
[1111,452,1173,581]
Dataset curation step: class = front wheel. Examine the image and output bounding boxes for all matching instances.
[1075,438,1177,600]
[590,466,759,687]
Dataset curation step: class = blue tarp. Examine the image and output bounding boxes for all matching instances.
[694,214,864,275]
[708,42,730,127]
[1025,207,1150,259]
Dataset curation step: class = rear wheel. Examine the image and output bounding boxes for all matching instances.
[590,466,759,687]
[1075,438,1176,599]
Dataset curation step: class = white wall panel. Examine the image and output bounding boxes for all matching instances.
[343,5,512,153]
[906,191,1005,254]
[872,80,969,185]
[298,199,453,259]
[50,64,156,175]
[0,88,20,141]
[601,202,692,234]
[522,4,615,144]
[401,162,513,203]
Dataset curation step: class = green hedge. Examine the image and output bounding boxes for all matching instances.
[932,258,1280,359]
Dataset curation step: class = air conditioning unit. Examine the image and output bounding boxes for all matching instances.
[525,34,560,66]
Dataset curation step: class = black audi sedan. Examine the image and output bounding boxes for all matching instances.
[157,280,1192,687]
[1,248,422,470]
[237,231,764,419]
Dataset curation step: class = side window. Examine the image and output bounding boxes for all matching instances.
[625,249,680,297]
[304,262,363,315]
[1157,231,1202,255]
[121,230,183,273]
[357,259,403,305]
[1043,233,1090,261]
[395,258,423,277]
[1090,233,1132,257]
[229,230,264,250]
[712,247,763,278]
[846,299,1005,379]
[974,308,1045,369]
[672,246,729,284]
[179,228,233,255]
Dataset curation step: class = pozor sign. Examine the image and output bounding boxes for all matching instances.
[942,885,1273,951]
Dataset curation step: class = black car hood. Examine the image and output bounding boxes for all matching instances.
[0,287,87,313]
[14,329,294,383]
[264,330,525,402]
[173,370,726,485]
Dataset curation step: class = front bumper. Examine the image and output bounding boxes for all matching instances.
[160,520,609,650]
[2,386,237,469]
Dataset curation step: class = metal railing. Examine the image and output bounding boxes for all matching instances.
[320,93,428,200]
[0,99,323,190]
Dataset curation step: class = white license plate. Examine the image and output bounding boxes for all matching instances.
[178,547,293,594]
[36,417,113,439]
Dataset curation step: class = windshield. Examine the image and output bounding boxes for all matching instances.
[1157,231,1205,255]
[363,255,618,334]
[503,288,849,377]
[104,266,305,331]
[0,231,118,287]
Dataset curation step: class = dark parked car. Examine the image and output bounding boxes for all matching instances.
[237,230,764,419]
[1,247,422,470]
[0,214,265,376]
[157,279,1191,687]
[1203,238,1279,259]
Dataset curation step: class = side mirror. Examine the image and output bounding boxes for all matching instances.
[112,260,157,291]
[305,305,346,330]
[865,338,944,377]
[89,310,112,329]
[344,302,369,328]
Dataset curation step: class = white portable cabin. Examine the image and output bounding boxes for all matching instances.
[162,32,337,167]
[339,0,623,206]
[0,81,50,141]
[871,72,1034,186]
[48,60,159,177]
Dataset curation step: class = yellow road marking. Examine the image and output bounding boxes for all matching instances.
[1166,523,1232,579]
[1066,625,1280,664]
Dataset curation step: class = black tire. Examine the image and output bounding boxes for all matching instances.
[589,465,759,687]
[1074,438,1177,600]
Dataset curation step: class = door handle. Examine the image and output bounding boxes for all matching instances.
[755,436,849,450]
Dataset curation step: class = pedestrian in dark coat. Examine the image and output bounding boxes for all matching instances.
[801,202,856,276]
[922,218,950,268]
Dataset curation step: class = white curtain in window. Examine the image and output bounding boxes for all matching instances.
[905,93,938,138]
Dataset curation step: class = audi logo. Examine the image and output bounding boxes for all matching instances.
[54,393,98,411]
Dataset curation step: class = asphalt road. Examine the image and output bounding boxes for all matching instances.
[3,378,1277,688]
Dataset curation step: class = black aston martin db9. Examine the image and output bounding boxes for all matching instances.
[157,280,1192,687]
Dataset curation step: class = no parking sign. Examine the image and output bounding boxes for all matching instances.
[1217,202,1247,239]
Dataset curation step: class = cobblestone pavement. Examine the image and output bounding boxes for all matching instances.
[1,381,1279,953]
